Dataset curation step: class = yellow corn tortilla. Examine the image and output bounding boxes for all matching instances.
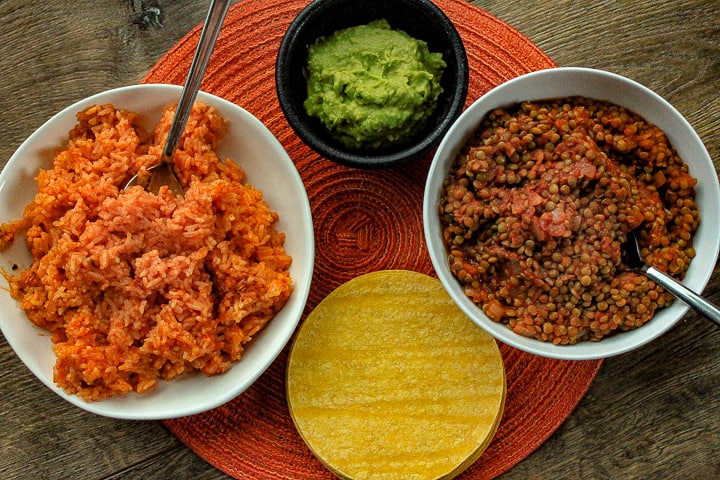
[286,270,506,480]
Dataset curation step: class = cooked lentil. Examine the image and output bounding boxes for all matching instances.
[439,97,699,344]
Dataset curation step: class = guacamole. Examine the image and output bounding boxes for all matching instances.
[303,19,446,150]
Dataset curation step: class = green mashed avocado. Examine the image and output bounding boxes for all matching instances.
[303,19,446,150]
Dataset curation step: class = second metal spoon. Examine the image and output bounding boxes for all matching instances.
[622,229,720,326]
[125,0,230,195]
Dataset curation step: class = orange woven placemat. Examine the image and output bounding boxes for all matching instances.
[147,1,603,478]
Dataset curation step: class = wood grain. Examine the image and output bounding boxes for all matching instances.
[0,1,718,479]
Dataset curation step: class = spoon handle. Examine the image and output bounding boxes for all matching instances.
[162,0,231,160]
[644,266,720,327]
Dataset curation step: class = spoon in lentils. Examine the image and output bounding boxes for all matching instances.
[622,229,720,326]
[125,0,231,195]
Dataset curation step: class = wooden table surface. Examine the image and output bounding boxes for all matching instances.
[1,1,718,479]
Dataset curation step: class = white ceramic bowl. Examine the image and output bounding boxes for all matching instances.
[0,84,315,419]
[423,67,720,360]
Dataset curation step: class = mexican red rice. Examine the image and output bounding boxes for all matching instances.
[0,103,293,401]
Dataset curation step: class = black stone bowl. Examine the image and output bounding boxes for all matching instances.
[275,0,469,168]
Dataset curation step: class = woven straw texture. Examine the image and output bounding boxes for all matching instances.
[145,1,603,478]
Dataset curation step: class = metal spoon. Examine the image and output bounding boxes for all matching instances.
[125,0,231,195]
[622,229,720,326]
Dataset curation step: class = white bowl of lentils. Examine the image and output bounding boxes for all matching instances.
[424,67,720,360]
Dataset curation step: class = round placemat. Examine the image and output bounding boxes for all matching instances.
[146,1,603,478]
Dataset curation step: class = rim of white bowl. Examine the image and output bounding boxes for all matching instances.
[424,67,720,360]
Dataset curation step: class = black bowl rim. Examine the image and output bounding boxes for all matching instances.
[275,0,469,168]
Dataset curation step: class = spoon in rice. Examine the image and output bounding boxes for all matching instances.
[125,0,231,196]
[622,229,720,326]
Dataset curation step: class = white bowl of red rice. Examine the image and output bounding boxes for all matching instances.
[0,84,314,419]
[424,67,720,360]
